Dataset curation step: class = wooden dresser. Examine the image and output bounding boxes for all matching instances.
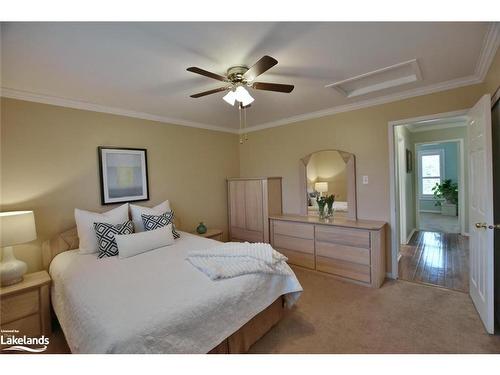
[269,215,387,288]
[227,177,282,243]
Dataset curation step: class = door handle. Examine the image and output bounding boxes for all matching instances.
[475,222,500,230]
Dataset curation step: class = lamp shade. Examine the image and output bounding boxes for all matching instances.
[0,211,37,247]
[314,182,328,193]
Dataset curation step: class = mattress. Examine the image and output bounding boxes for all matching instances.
[49,231,303,353]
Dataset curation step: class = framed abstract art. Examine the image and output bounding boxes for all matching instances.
[98,147,149,205]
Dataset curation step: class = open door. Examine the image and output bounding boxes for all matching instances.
[468,94,495,334]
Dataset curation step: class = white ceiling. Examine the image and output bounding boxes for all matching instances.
[1,22,498,133]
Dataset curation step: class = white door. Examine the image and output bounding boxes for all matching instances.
[468,94,494,334]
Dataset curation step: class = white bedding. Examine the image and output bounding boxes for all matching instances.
[49,231,303,354]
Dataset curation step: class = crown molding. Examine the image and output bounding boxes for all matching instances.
[0,88,239,134]
[2,23,498,136]
[475,22,500,81]
[244,22,499,134]
[244,74,481,133]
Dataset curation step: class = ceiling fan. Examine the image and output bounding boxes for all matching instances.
[186,55,294,107]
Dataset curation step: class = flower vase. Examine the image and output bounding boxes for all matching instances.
[318,202,327,219]
[327,205,334,218]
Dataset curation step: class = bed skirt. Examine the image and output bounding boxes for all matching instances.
[208,296,285,354]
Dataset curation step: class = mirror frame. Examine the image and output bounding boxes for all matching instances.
[299,149,357,220]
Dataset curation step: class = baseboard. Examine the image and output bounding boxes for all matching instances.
[419,210,441,213]
[405,228,416,244]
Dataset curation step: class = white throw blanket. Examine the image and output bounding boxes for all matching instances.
[187,242,293,280]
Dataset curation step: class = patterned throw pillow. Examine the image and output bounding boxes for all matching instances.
[94,221,134,258]
[141,211,180,239]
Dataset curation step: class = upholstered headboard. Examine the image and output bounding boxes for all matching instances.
[41,215,182,270]
[41,227,79,270]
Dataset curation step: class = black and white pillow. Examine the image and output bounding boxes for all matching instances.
[141,211,180,239]
[94,221,134,258]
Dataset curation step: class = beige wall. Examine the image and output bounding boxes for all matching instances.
[2,50,499,275]
[240,49,500,273]
[0,98,240,271]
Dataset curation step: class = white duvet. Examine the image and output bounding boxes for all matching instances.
[49,232,303,354]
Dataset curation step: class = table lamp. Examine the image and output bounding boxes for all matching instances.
[314,182,328,196]
[0,211,37,286]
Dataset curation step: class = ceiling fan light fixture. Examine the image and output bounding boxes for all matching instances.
[222,90,237,106]
[234,86,254,106]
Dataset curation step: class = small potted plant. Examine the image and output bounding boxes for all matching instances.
[431,179,458,216]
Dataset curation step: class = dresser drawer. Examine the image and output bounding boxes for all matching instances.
[276,248,315,269]
[0,290,39,324]
[316,256,371,283]
[315,225,370,248]
[273,220,314,240]
[230,227,263,243]
[316,241,370,266]
[0,314,41,338]
[273,234,314,255]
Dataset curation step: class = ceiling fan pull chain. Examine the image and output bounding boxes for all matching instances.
[239,105,243,144]
[243,106,248,141]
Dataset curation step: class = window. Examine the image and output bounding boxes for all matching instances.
[418,149,444,197]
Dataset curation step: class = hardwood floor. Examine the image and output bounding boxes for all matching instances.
[399,231,469,293]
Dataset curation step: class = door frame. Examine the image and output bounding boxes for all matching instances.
[388,109,468,279]
[414,138,466,236]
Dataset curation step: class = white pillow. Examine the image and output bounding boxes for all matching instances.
[130,200,170,232]
[75,203,129,254]
[115,224,174,259]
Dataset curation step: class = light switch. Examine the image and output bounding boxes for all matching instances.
[362,175,369,184]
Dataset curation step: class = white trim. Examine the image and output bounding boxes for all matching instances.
[1,23,497,135]
[407,121,467,133]
[474,23,500,82]
[419,209,442,213]
[0,88,240,134]
[0,75,481,136]
[247,24,499,134]
[325,59,422,98]
[405,228,416,245]
[246,75,481,133]
[388,110,469,280]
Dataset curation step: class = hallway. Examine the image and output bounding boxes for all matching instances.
[399,231,469,292]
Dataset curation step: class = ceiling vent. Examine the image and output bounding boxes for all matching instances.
[325,59,422,98]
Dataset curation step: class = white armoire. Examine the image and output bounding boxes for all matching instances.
[227,177,282,243]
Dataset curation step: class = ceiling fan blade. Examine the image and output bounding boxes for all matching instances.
[252,82,294,93]
[187,67,228,82]
[243,55,278,81]
[190,86,229,98]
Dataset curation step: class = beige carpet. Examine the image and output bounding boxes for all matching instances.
[249,267,500,353]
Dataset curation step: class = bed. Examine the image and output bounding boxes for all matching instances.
[42,229,302,354]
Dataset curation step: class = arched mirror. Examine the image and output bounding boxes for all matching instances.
[299,150,357,220]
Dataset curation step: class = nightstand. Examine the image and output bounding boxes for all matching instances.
[0,271,52,338]
[191,228,223,241]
